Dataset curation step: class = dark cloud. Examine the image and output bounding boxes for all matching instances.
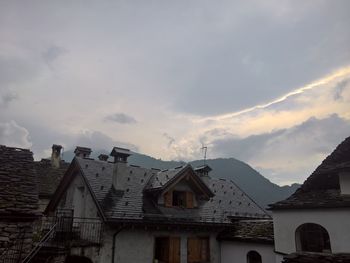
[105,113,137,124]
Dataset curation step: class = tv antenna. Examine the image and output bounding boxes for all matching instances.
[201,145,208,165]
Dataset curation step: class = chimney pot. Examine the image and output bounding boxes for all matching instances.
[110,147,131,163]
[74,146,92,158]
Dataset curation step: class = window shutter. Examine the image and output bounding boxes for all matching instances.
[164,191,173,207]
[186,191,194,208]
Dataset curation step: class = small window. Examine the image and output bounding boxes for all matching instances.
[247,251,261,263]
[296,223,331,253]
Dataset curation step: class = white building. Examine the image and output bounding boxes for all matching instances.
[269,136,350,263]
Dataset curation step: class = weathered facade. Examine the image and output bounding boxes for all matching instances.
[0,145,40,262]
[46,146,270,263]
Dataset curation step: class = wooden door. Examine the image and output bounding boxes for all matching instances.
[187,237,210,263]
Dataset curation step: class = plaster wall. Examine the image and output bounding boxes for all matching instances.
[273,208,350,254]
[57,173,98,218]
[221,241,275,263]
[339,172,350,195]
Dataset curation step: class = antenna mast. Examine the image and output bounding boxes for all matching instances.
[201,145,207,166]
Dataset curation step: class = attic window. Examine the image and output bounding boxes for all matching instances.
[164,191,194,208]
[173,191,186,207]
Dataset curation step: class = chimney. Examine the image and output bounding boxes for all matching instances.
[110,147,132,190]
[51,144,62,168]
[194,164,212,185]
[110,147,131,163]
[98,154,109,161]
[74,146,92,158]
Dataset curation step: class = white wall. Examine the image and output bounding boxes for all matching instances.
[273,208,350,254]
[113,228,220,263]
[339,172,350,195]
[221,241,275,263]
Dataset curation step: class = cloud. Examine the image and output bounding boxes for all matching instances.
[210,114,350,184]
[0,90,17,108]
[105,113,137,124]
[42,45,67,68]
[163,133,176,148]
[0,121,32,148]
[72,130,138,152]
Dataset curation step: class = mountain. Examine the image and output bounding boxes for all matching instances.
[60,149,300,209]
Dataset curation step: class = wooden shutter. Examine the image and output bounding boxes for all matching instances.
[169,237,181,263]
[164,191,173,207]
[188,237,210,263]
[186,191,194,208]
[188,237,200,263]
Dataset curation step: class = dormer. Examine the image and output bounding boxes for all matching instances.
[146,165,214,209]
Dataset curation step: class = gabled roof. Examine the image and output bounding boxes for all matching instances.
[47,156,269,224]
[0,145,39,217]
[270,136,350,210]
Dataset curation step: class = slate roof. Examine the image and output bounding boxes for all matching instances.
[74,157,269,224]
[0,145,39,217]
[218,220,274,244]
[282,253,350,263]
[270,136,350,210]
[34,159,70,198]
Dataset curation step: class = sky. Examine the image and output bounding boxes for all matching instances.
[0,0,349,185]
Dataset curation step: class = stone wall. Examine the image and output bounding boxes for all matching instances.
[0,220,34,262]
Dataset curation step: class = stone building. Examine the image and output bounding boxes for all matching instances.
[45,146,270,263]
[0,145,40,262]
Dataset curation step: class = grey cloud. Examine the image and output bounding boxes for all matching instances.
[0,90,17,108]
[333,78,349,101]
[73,130,138,152]
[105,113,137,124]
[210,114,350,183]
[0,121,32,148]
[42,45,67,68]
[163,133,176,148]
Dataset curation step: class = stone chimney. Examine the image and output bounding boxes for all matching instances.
[51,144,62,168]
[74,146,92,158]
[194,164,212,185]
[98,154,109,161]
[110,147,132,190]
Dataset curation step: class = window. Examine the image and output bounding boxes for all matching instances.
[164,191,194,208]
[295,223,331,253]
[187,237,210,263]
[173,191,186,207]
[247,251,261,263]
[154,237,180,263]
